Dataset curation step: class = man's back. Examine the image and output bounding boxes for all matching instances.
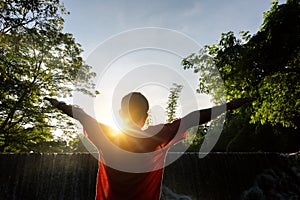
[96,152,166,200]
[94,120,184,200]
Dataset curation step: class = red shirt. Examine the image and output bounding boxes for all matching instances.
[85,119,185,200]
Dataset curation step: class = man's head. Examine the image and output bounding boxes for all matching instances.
[119,92,149,128]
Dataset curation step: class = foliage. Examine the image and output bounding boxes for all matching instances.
[184,125,208,152]
[182,48,226,104]
[166,83,183,123]
[165,83,209,152]
[0,0,96,152]
[213,110,300,152]
[183,0,300,129]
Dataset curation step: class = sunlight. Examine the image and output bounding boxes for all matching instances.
[95,110,125,137]
[109,129,122,137]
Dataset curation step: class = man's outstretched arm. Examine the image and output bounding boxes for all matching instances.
[44,97,103,149]
[179,98,255,131]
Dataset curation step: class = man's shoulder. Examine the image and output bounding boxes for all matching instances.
[145,119,181,134]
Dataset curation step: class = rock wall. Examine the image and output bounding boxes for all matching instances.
[0,152,299,200]
[162,152,300,200]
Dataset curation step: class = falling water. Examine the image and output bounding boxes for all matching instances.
[0,153,98,200]
[0,152,299,200]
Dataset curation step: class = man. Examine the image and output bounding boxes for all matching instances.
[45,93,254,200]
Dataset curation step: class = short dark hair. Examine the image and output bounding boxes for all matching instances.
[121,92,149,123]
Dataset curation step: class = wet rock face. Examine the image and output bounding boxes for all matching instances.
[242,167,300,200]
[162,153,300,200]
[0,152,299,200]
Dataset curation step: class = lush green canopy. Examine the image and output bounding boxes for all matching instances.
[183,0,300,129]
[0,0,96,152]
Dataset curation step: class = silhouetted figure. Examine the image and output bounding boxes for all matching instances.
[45,93,254,200]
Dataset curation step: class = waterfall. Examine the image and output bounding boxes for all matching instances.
[0,152,299,200]
[0,153,98,200]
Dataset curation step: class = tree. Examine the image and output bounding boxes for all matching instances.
[182,0,300,152]
[0,0,96,152]
[183,0,300,129]
[166,83,183,123]
[165,83,208,152]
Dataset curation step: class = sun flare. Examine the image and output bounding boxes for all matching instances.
[109,129,122,137]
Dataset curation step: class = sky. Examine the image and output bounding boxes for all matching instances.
[59,0,283,128]
[61,0,280,59]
